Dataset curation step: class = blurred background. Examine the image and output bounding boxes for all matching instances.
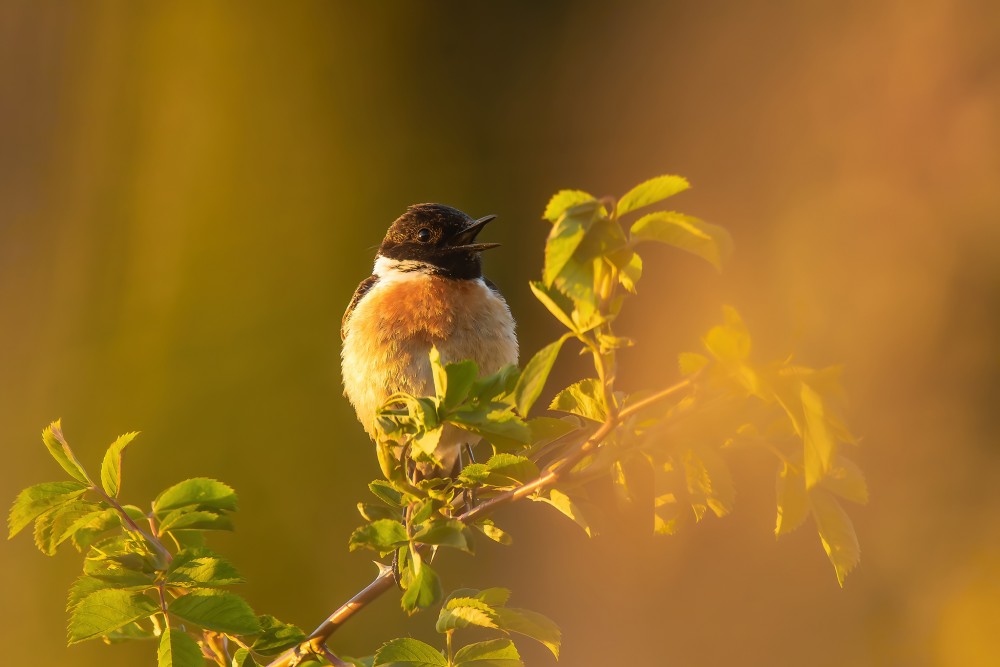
[2,1,998,665]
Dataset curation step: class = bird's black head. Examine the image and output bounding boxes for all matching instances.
[378,203,499,279]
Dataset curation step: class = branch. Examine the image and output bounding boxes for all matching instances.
[266,377,693,667]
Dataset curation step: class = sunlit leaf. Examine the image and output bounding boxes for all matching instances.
[800,383,835,488]
[153,478,238,516]
[33,499,100,556]
[68,589,158,644]
[820,456,869,505]
[494,607,561,659]
[373,638,446,667]
[454,638,522,667]
[810,489,861,586]
[349,519,407,554]
[617,175,690,217]
[543,202,598,286]
[158,509,234,534]
[549,378,607,422]
[100,431,140,498]
[774,462,809,537]
[412,519,473,552]
[529,281,577,332]
[8,480,88,538]
[157,627,205,667]
[435,597,499,633]
[513,335,570,417]
[474,519,513,546]
[168,590,261,635]
[533,489,593,536]
[166,547,244,587]
[630,210,732,271]
[250,615,307,655]
[42,420,90,484]
[543,189,596,223]
[400,556,442,614]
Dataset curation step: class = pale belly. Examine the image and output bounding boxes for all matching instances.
[341,274,518,469]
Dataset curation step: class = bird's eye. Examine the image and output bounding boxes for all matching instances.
[417,228,431,243]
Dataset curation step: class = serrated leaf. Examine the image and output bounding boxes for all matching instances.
[513,335,569,417]
[168,590,261,635]
[774,462,810,537]
[100,431,140,498]
[543,201,602,286]
[618,251,643,292]
[682,448,735,519]
[67,507,119,551]
[153,478,237,516]
[451,409,531,451]
[494,607,561,659]
[33,499,101,555]
[630,210,731,271]
[373,638,446,667]
[454,639,522,667]
[617,175,690,216]
[68,589,158,644]
[369,480,404,507]
[8,480,88,538]
[400,556,442,614]
[358,502,402,522]
[250,615,307,655]
[543,189,596,222]
[231,648,258,667]
[349,519,407,554]
[412,519,473,552]
[436,597,499,633]
[41,420,90,484]
[167,547,244,587]
[67,576,113,611]
[158,627,205,667]
[475,519,513,546]
[158,509,234,534]
[484,453,539,487]
[821,456,869,505]
[810,489,861,586]
[549,378,607,422]
[533,489,593,537]
[801,383,835,488]
[529,280,577,332]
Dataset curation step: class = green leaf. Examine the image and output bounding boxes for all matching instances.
[617,251,643,293]
[774,462,809,537]
[474,519,513,546]
[349,519,407,554]
[443,359,480,411]
[533,489,594,537]
[543,189,596,222]
[682,448,735,520]
[617,174,690,216]
[436,597,499,633]
[68,589,159,644]
[454,639,522,667]
[810,489,861,586]
[549,378,607,422]
[373,638,446,667]
[41,420,90,484]
[529,281,577,332]
[167,547,244,587]
[451,409,531,451]
[494,607,561,659]
[513,335,569,417]
[153,478,238,515]
[168,590,261,635]
[8,480,88,538]
[33,499,101,555]
[67,576,114,611]
[158,627,205,667]
[369,480,405,507]
[800,383,836,488]
[543,201,601,286]
[358,502,402,522]
[158,509,234,534]
[250,615,307,655]
[100,431,140,498]
[400,555,442,614]
[630,210,732,271]
[67,507,119,551]
[231,648,258,667]
[484,454,539,487]
[412,519,473,552]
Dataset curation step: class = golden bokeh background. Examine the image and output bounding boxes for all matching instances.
[2,2,999,665]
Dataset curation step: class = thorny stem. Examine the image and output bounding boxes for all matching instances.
[266,374,693,667]
[92,485,173,566]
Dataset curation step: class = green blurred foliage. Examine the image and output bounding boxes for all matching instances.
[2,1,999,665]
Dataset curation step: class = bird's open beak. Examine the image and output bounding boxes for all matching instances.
[451,214,500,252]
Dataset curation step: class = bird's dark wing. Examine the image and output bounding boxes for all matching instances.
[341,274,379,340]
[483,277,504,297]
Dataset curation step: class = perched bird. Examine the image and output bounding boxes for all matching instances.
[341,203,518,477]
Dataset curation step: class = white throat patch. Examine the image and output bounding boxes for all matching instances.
[373,256,437,281]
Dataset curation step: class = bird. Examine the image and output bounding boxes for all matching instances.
[340,203,518,478]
